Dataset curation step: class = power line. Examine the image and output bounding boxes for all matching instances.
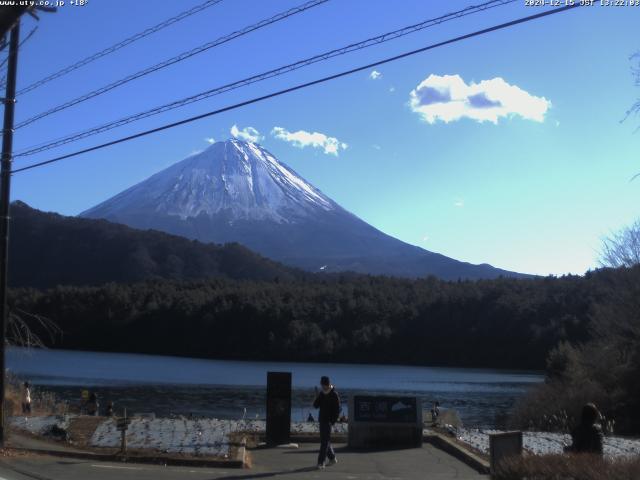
[16,0,225,96]
[11,3,580,175]
[14,0,330,129]
[15,0,516,158]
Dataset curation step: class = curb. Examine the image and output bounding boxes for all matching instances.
[423,433,490,474]
[251,433,348,445]
[8,439,248,469]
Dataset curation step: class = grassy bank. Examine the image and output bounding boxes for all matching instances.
[4,375,66,419]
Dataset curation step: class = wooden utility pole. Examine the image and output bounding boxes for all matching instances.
[0,19,20,447]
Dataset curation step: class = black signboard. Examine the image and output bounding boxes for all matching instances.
[266,371,292,445]
[353,395,418,423]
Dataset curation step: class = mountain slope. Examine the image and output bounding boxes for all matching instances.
[81,139,527,280]
[9,201,299,288]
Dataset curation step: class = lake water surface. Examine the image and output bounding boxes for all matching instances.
[7,347,543,428]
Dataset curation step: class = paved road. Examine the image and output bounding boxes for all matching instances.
[0,443,487,480]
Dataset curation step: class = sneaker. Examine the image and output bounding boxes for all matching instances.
[327,458,338,466]
[317,463,325,470]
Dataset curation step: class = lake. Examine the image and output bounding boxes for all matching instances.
[7,347,543,428]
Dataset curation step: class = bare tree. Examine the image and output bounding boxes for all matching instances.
[626,52,640,127]
[600,219,640,268]
[6,308,60,348]
[627,52,640,182]
[631,51,639,101]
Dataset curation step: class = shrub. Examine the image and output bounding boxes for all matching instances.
[508,379,613,433]
[509,264,640,434]
[494,454,640,480]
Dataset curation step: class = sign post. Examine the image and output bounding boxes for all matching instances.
[265,372,291,446]
[116,409,131,455]
[348,395,422,449]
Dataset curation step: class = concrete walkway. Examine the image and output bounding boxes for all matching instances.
[0,441,487,479]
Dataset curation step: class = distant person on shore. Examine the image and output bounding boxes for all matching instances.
[313,376,340,469]
[307,412,315,422]
[105,400,114,417]
[21,382,32,415]
[566,403,604,455]
[431,401,440,424]
[80,389,89,414]
[86,392,99,416]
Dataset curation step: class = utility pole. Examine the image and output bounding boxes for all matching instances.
[0,19,20,447]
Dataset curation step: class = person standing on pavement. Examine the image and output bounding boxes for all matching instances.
[313,376,340,469]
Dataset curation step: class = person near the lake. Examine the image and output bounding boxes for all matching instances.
[307,412,315,422]
[431,401,440,424]
[313,376,340,469]
[105,400,114,417]
[21,381,32,415]
[80,389,89,414]
[86,392,99,416]
[566,403,604,455]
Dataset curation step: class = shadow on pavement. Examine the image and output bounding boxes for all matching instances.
[56,460,88,465]
[280,445,422,454]
[208,466,318,480]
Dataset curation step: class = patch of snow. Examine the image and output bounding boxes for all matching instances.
[89,418,347,457]
[259,150,333,210]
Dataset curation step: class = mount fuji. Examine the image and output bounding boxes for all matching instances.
[81,139,526,279]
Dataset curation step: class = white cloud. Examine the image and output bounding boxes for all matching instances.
[389,86,395,93]
[409,74,550,124]
[369,70,382,80]
[204,137,215,144]
[454,198,464,208]
[271,127,347,156]
[422,234,430,242]
[230,124,262,143]
[372,144,381,150]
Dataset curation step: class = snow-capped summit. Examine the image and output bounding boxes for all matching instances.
[82,139,335,224]
[81,139,527,279]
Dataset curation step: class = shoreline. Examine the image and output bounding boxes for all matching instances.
[8,346,546,378]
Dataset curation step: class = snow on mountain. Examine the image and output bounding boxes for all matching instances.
[83,139,334,224]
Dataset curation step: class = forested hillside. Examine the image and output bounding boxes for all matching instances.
[10,267,625,370]
[9,201,299,288]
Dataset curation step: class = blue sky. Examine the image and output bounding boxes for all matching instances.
[9,0,640,276]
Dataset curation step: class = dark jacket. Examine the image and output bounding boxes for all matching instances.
[313,388,340,424]
[569,423,604,455]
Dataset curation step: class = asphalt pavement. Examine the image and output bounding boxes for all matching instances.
[0,442,488,480]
